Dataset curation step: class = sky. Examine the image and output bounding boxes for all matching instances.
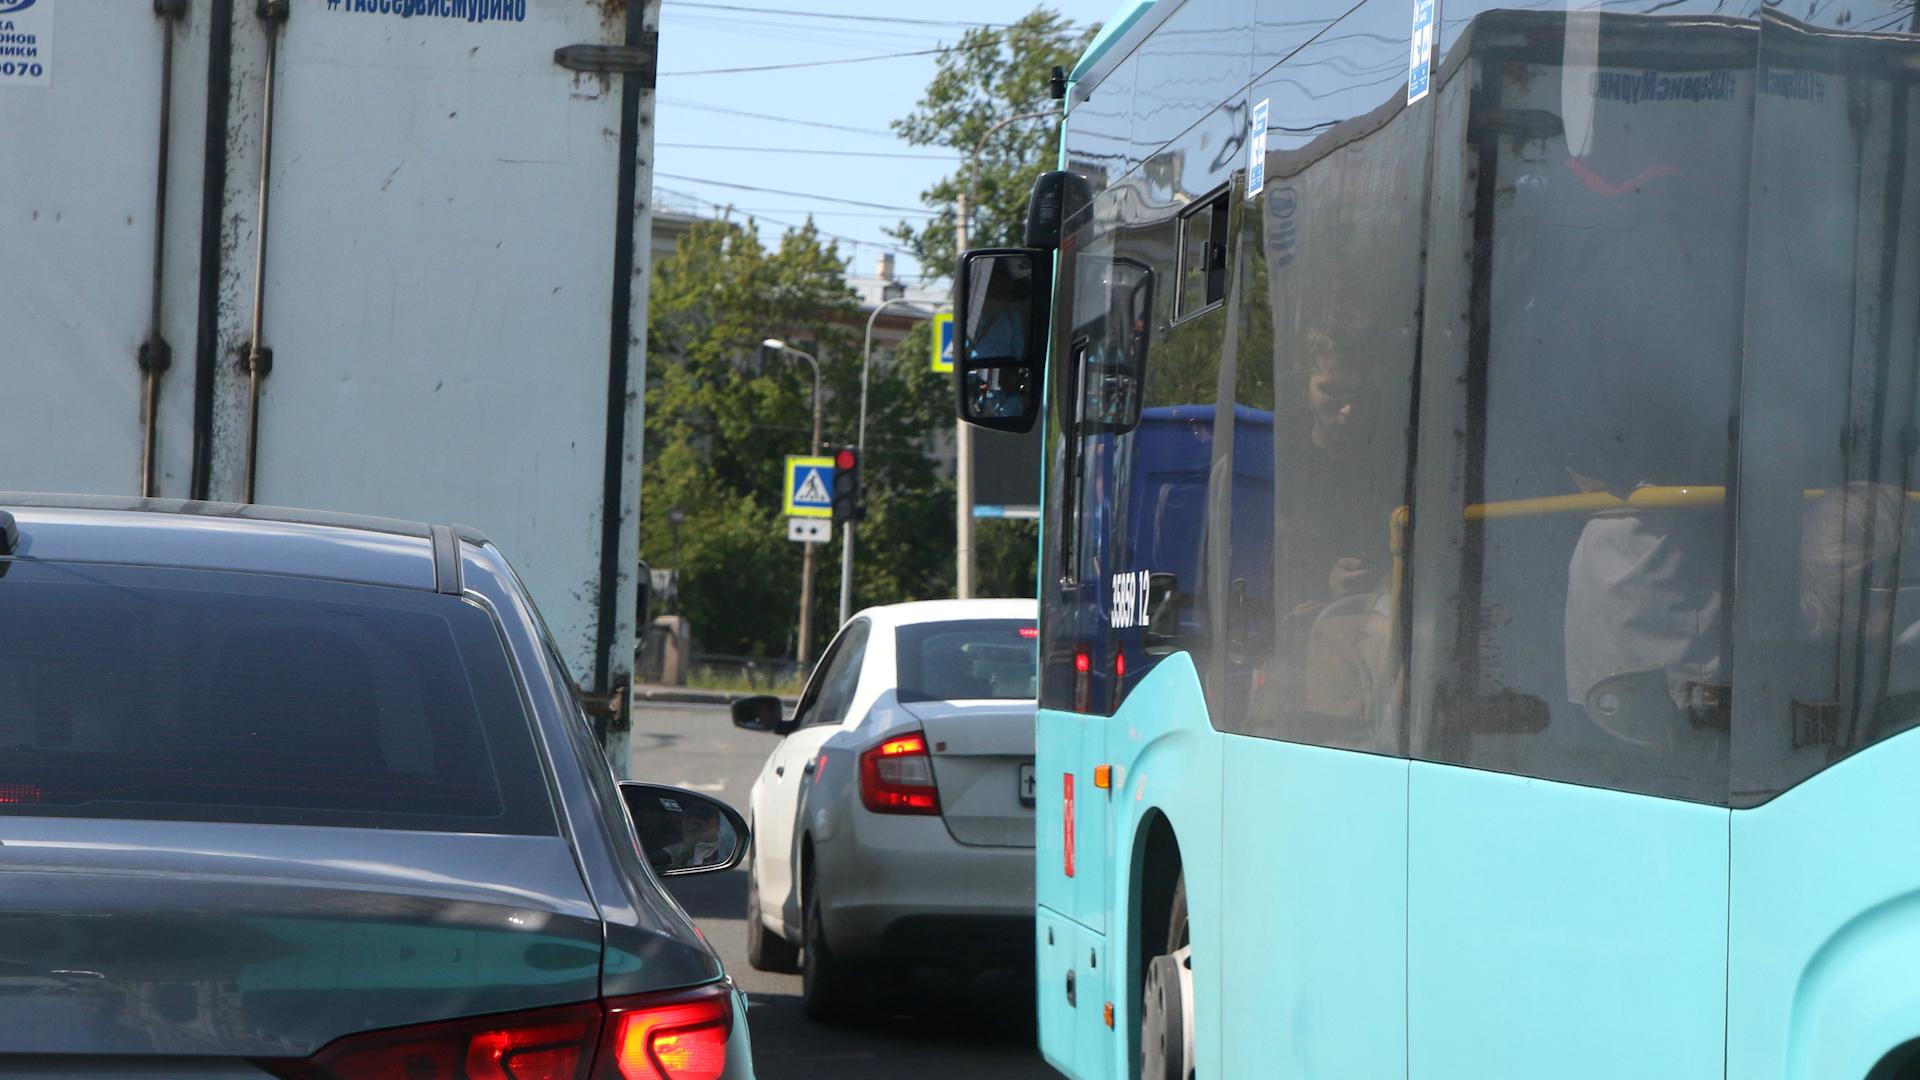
[650,0,1122,282]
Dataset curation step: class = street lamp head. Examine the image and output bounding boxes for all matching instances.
[761,338,786,352]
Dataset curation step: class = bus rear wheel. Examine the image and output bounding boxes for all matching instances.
[1140,874,1192,1080]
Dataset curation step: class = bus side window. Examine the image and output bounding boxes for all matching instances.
[1060,338,1090,585]
[1060,255,1154,588]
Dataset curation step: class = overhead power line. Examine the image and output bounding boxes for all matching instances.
[729,206,939,219]
[660,38,1002,77]
[653,186,919,259]
[658,97,897,138]
[661,2,1001,28]
[655,172,931,214]
[658,142,952,160]
[669,15,951,52]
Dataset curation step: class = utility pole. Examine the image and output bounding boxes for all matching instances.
[764,339,824,665]
[953,190,976,599]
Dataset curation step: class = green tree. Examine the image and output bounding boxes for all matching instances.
[642,217,856,658]
[888,8,1095,274]
[642,217,959,659]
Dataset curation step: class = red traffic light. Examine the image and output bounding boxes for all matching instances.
[836,449,857,470]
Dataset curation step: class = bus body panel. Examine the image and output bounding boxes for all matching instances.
[1407,764,1729,1078]
[1220,738,1408,1079]
[1105,654,1226,1079]
[1039,711,1111,934]
[1036,0,1920,1074]
[1730,725,1920,1079]
[1036,710,1114,1077]
[1036,653,1226,1079]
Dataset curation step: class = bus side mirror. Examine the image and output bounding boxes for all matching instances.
[955,248,1049,434]
[1025,170,1091,251]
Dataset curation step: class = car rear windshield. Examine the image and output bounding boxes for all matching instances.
[896,619,1038,702]
[0,561,554,834]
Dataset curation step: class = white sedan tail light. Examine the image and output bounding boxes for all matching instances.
[858,731,942,815]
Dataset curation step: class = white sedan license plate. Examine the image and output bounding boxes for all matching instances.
[1019,763,1036,806]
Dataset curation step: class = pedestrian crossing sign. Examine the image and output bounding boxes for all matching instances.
[932,311,954,374]
[784,455,835,518]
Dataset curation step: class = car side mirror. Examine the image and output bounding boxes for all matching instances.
[955,248,1049,434]
[731,694,795,735]
[618,782,750,877]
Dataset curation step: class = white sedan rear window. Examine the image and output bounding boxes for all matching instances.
[896,619,1037,702]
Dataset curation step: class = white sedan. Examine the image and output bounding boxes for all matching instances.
[730,598,1039,1022]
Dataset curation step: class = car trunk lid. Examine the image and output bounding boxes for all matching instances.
[0,818,609,1060]
[899,699,1037,848]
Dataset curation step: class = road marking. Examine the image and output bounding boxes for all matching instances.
[675,780,726,792]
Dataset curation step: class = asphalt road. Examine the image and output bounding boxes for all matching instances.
[628,702,1060,1080]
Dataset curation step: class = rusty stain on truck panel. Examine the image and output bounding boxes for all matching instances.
[599,0,627,33]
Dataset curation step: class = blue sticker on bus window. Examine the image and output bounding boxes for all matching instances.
[1408,0,1434,104]
[1248,99,1269,198]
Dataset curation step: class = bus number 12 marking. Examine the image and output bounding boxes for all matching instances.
[1110,569,1151,629]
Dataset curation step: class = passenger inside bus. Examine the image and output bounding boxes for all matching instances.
[1563,487,1724,710]
[1273,330,1400,744]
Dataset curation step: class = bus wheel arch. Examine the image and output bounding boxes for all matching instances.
[1868,1038,1920,1080]
[1134,811,1192,1079]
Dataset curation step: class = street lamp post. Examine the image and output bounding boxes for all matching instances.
[953,107,1061,599]
[763,338,824,666]
[840,297,939,627]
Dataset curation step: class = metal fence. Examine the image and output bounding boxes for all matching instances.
[687,653,804,692]
[635,624,804,691]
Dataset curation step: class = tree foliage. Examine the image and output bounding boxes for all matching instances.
[641,10,1098,659]
[641,218,955,658]
[888,9,1095,274]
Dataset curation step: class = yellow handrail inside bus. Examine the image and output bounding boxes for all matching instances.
[1383,485,1920,630]
[1466,485,1727,522]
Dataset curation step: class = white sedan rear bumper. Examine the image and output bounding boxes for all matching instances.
[812,803,1035,965]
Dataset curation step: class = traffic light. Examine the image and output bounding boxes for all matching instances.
[832,447,862,524]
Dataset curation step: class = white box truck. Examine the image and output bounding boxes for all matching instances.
[0,0,659,769]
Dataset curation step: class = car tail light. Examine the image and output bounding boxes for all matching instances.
[257,984,732,1080]
[601,985,732,1080]
[859,731,940,815]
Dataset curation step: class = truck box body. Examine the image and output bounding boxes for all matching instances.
[0,0,656,755]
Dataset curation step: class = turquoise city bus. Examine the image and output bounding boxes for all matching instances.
[952,0,1920,1076]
